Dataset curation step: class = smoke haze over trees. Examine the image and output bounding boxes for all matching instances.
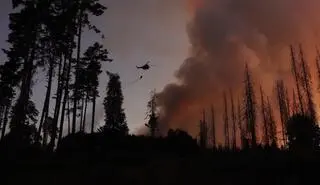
[157,0,320,145]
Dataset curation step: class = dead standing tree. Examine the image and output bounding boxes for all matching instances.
[210,105,216,148]
[243,64,257,148]
[199,110,208,149]
[223,92,230,149]
[299,45,316,122]
[290,45,305,114]
[229,89,237,149]
[276,80,290,146]
[260,86,269,146]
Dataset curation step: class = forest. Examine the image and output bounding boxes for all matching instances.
[0,0,320,185]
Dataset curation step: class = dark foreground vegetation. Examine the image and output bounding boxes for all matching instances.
[1,1,320,185]
[0,128,319,185]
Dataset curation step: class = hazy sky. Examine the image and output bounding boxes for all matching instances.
[0,0,190,134]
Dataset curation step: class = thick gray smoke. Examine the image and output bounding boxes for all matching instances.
[157,0,320,143]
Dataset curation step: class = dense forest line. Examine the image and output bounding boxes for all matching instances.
[0,1,320,185]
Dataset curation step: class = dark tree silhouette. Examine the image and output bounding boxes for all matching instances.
[210,105,216,148]
[229,89,237,149]
[0,61,20,140]
[276,80,289,146]
[243,63,257,148]
[260,86,269,146]
[298,45,316,122]
[103,72,128,135]
[72,0,106,134]
[199,110,207,149]
[266,97,277,146]
[7,1,43,133]
[145,89,159,137]
[290,45,305,114]
[287,114,320,153]
[81,42,111,134]
[292,88,298,115]
[237,97,246,149]
[223,92,229,148]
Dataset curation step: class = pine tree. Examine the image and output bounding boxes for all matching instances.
[71,0,107,134]
[81,42,111,133]
[103,72,128,135]
[7,1,43,132]
[0,61,20,139]
[145,89,158,137]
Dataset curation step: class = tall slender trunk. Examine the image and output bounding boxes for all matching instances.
[58,58,71,144]
[91,95,96,133]
[48,56,64,151]
[79,98,84,132]
[316,48,320,91]
[266,97,277,146]
[210,105,216,148]
[229,89,237,149]
[67,98,71,135]
[82,96,88,132]
[244,64,257,148]
[260,86,269,146]
[276,80,288,146]
[199,110,207,149]
[0,106,4,137]
[38,60,54,140]
[237,97,245,149]
[12,48,35,128]
[72,9,83,134]
[292,88,298,115]
[223,92,229,149]
[1,105,9,140]
[299,45,316,122]
[290,46,304,114]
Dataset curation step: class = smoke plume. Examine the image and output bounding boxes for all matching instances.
[157,0,320,144]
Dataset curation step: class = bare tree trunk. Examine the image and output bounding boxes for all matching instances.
[260,86,269,146]
[223,92,229,149]
[266,97,277,146]
[276,80,289,146]
[299,45,316,122]
[244,64,257,148]
[237,97,245,149]
[48,56,64,151]
[210,105,216,148]
[82,96,88,132]
[1,105,9,140]
[0,106,4,137]
[38,60,54,141]
[67,97,71,135]
[229,89,237,149]
[79,98,84,132]
[292,88,298,115]
[316,47,320,91]
[199,109,207,149]
[290,45,304,114]
[58,58,71,144]
[72,9,83,134]
[91,95,96,134]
